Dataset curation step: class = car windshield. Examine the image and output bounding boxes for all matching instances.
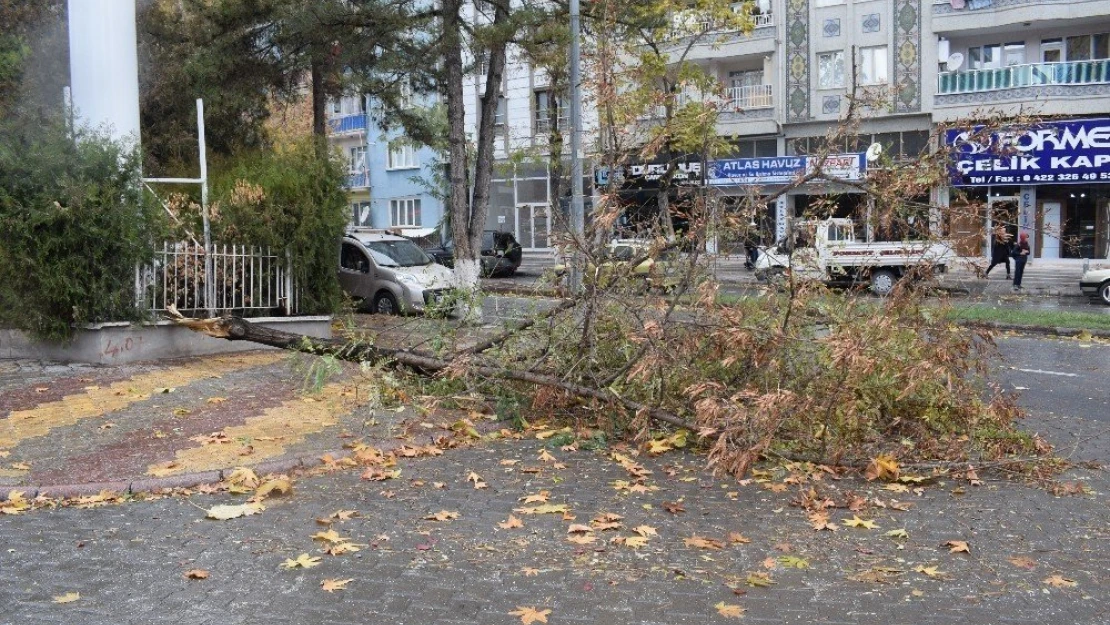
[365,240,432,267]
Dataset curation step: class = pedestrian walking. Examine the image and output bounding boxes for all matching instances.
[1012,232,1030,291]
[984,233,1012,279]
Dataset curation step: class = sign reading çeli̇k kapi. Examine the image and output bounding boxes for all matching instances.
[946,118,1110,186]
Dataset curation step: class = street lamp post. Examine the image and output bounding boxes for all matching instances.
[568,0,585,292]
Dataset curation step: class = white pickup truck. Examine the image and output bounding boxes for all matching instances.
[754,218,956,295]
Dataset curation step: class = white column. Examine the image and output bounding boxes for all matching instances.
[67,0,141,148]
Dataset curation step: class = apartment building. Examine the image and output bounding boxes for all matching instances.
[327,88,445,238]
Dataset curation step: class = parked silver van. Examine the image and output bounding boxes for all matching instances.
[339,231,456,315]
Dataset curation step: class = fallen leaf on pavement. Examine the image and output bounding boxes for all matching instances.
[945,540,970,554]
[842,515,879,529]
[662,501,685,514]
[715,601,745,618]
[205,502,264,521]
[312,529,347,544]
[864,453,899,481]
[521,567,540,576]
[684,536,724,550]
[498,515,524,529]
[52,592,80,604]
[514,503,568,515]
[1007,556,1036,570]
[321,578,353,592]
[424,510,459,522]
[777,556,809,569]
[254,478,292,500]
[809,512,838,532]
[613,535,649,548]
[148,461,181,477]
[508,606,552,624]
[325,542,363,556]
[728,532,752,544]
[467,471,488,489]
[184,569,209,580]
[1043,575,1077,588]
[634,525,659,538]
[746,572,775,587]
[567,524,593,534]
[281,554,322,569]
[566,534,598,545]
[885,528,909,539]
[913,565,943,579]
[519,491,550,504]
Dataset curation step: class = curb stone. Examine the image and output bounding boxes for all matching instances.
[961,321,1110,339]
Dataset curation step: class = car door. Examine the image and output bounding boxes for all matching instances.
[338,241,374,299]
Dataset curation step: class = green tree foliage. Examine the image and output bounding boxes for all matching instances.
[205,140,351,315]
[0,0,68,121]
[0,119,166,341]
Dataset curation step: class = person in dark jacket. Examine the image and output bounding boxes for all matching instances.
[984,233,1013,279]
[1012,232,1031,291]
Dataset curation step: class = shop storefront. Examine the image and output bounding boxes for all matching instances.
[945,118,1110,260]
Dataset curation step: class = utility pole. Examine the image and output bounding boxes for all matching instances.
[568,0,585,292]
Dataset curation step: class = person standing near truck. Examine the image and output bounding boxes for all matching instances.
[1012,232,1030,291]
[984,233,1012,279]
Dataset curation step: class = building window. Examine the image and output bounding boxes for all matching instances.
[818,51,845,89]
[351,201,372,226]
[1065,33,1110,61]
[534,89,567,134]
[859,46,889,85]
[348,146,367,173]
[387,141,418,170]
[389,198,421,227]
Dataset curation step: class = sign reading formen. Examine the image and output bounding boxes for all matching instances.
[707,154,866,186]
[946,118,1110,186]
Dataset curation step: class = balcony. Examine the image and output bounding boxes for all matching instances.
[642,85,773,121]
[346,172,369,189]
[668,10,773,41]
[937,59,1110,94]
[328,113,368,135]
[723,85,773,110]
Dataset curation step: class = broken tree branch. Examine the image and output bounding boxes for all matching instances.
[165,308,695,431]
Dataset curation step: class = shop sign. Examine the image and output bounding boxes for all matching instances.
[706,153,866,186]
[946,118,1110,186]
[595,161,703,187]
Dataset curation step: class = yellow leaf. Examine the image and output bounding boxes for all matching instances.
[225,467,260,488]
[206,397,228,404]
[885,528,910,539]
[254,478,292,500]
[498,515,524,529]
[945,540,970,554]
[913,565,943,578]
[684,536,724,550]
[1007,556,1036,570]
[508,606,551,624]
[864,453,899,482]
[52,592,80,604]
[521,567,540,576]
[1043,575,1077,588]
[646,439,672,455]
[842,516,879,530]
[281,553,322,569]
[777,555,809,569]
[538,449,556,463]
[513,503,568,515]
[619,535,649,548]
[466,471,488,489]
[312,529,347,544]
[634,525,658,538]
[325,542,364,556]
[184,569,209,580]
[519,490,550,504]
[321,578,354,592]
[715,601,745,618]
[881,483,910,493]
[148,461,181,477]
[205,502,264,520]
[330,510,358,521]
[746,572,775,587]
[567,524,593,534]
[566,534,597,545]
[424,510,459,522]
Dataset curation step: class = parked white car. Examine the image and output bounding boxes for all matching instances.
[339,231,456,315]
[1079,267,1110,305]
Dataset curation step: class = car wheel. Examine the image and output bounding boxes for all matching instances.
[870,269,897,296]
[1100,281,1110,306]
[372,291,400,315]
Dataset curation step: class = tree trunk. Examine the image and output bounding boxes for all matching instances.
[442,0,472,294]
[172,314,693,431]
[311,59,327,157]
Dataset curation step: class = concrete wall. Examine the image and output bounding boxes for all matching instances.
[0,317,332,365]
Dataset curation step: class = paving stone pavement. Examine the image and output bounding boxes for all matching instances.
[0,436,1106,625]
